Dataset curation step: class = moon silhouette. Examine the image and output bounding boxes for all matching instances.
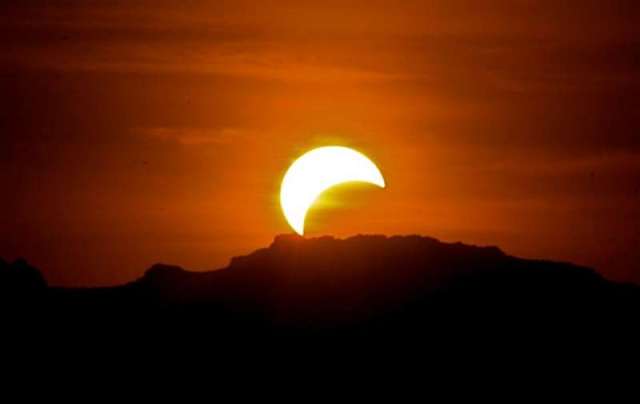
[280,146,385,235]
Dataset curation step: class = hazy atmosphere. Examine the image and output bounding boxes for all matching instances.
[2,1,639,286]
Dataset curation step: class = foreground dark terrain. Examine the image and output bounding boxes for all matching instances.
[2,234,638,347]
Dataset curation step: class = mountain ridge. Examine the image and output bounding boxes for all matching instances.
[2,234,638,338]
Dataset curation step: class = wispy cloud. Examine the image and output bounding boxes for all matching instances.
[137,127,249,146]
[4,2,636,86]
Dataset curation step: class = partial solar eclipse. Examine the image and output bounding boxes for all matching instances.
[280,146,385,235]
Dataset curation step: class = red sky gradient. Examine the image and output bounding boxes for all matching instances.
[1,1,639,286]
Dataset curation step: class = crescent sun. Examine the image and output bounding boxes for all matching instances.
[280,146,386,235]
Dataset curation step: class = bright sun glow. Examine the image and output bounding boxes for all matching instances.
[280,146,385,235]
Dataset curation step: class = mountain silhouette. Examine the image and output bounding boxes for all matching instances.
[2,234,639,345]
[0,258,46,297]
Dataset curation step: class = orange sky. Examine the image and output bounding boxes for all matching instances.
[1,1,639,285]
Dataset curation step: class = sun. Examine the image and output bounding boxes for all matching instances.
[280,146,385,235]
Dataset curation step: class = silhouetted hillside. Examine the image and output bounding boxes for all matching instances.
[2,235,639,342]
[0,258,46,296]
